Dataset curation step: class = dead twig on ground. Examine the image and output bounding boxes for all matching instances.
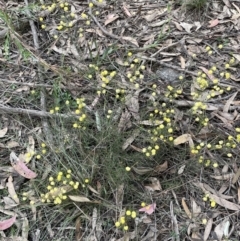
[0,78,90,91]
[0,104,75,119]
[88,10,122,42]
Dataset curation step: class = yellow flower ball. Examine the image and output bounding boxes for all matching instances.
[141,202,146,207]
[210,201,216,207]
[115,221,120,227]
[126,210,131,216]
[120,217,125,224]
[202,218,207,225]
[131,211,137,218]
[123,226,128,231]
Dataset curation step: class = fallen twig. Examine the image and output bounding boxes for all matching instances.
[88,11,122,41]
[0,104,75,119]
[0,78,90,91]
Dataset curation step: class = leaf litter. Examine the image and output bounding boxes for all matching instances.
[0,0,240,240]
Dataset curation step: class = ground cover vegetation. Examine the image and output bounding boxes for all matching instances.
[0,0,240,240]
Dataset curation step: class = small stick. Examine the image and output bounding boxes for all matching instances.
[88,11,122,41]
[0,78,89,91]
[0,104,75,119]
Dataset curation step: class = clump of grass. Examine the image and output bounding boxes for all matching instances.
[182,0,208,10]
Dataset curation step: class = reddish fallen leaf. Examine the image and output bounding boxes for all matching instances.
[0,215,16,231]
[10,152,37,179]
[208,19,219,28]
[139,203,156,215]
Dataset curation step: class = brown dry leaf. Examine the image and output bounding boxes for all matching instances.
[92,0,106,7]
[173,21,183,31]
[181,198,192,219]
[22,217,29,239]
[191,198,201,218]
[25,135,35,163]
[91,207,97,231]
[212,112,233,129]
[51,45,69,55]
[208,193,240,210]
[145,177,162,191]
[0,127,8,138]
[104,13,119,26]
[179,56,185,69]
[232,167,240,184]
[214,219,229,241]
[125,92,140,120]
[178,165,185,175]
[173,134,192,145]
[210,173,234,180]
[218,111,235,121]
[4,196,18,209]
[118,109,132,131]
[122,3,132,17]
[203,218,213,241]
[180,22,194,33]
[149,19,168,27]
[116,231,136,241]
[115,58,126,66]
[195,182,233,200]
[238,187,240,203]
[137,120,163,126]
[47,224,54,238]
[1,237,27,241]
[231,3,240,20]
[141,229,156,241]
[143,8,167,22]
[41,163,52,180]
[14,86,30,93]
[141,215,152,224]
[6,176,19,204]
[208,19,219,28]
[143,34,155,47]
[187,223,197,236]
[6,141,20,148]
[122,36,139,47]
[132,166,153,175]
[68,195,91,202]
[116,184,124,209]
[75,216,82,241]
[223,92,237,113]
[122,129,140,150]
[88,185,100,195]
[198,66,215,82]
[232,53,240,62]
[154,161,168,173]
